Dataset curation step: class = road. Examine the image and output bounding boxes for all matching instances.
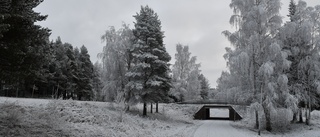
[193,120,255,137]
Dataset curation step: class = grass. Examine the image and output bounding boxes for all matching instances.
[0,98,197,137]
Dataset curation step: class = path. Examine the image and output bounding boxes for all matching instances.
[193,120,255,137]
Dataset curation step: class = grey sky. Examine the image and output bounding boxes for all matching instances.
[34,0,319,88]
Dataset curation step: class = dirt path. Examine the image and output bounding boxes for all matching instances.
[193,120,255,137]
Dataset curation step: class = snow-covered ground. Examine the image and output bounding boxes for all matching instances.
[193,119,320,137]
[0,97,199,137]
[209,108,229,118]
[194,120,254,137]
[1,97,320,137]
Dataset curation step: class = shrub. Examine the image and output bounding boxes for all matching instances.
[0,101,25,136]
[271,108,292,131]
[0,101,24,127]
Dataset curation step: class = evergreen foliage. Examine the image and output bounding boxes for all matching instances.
[288,0,297,22]
[126,5,171,115]
[0,0,51,97]
[0,0,50,78]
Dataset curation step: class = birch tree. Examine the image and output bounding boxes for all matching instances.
[98,23,134,102]
[279,0,320,124]
[199,74,210,100]
[171,44,201,102]
[222,0,294,131]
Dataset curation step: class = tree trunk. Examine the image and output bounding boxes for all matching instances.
[308,104,311,124]
[32,84,35,98]
[299,108,303,123]
[63,90,67,100]
[16,87,19,97]
[52,86,55,99]
[306,90,311,125]
[156,102,159,113]
[150,103,153,113]
[255,110,259,129]
[143,102,147,116]
[305,104,309,125]
[264,106,272,131]
[55,83,59,99]
[126,105,130,111]
[291,111,297,123]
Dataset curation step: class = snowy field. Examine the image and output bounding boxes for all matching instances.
[0,97,201,137]
[1,97,320,137]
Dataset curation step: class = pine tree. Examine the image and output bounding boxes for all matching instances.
[126,5,171,116]
[50,37,68,98]
[49,37,95,100]
[78,45,94,100]
[64,43,78,99]
[0,0,50,85]
[0,0,10,39]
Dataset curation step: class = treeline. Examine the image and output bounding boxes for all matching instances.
[0,0,97,100]
[44,37,96,100]
[217,0,320,132]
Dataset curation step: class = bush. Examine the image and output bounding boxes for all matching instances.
[0,101,25,136]
[271,108,292,131]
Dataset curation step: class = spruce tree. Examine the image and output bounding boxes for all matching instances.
[288,0,297,22]
[126,5,171,116]
[78,45,94,100]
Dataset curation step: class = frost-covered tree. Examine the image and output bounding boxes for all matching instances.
[92,62,103,101]
[185,56,201,101]
[170,44,201,102]
[295,2,320,125]
[217,47,253,104]
[126,5,171,116]
[98,24,134,102]
[279,0,320,124]
[222,0,296,131]
[199,74,210,100]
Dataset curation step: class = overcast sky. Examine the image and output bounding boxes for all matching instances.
[34,0,319,88]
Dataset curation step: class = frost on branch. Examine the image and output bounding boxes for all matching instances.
[259,61,275,78]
